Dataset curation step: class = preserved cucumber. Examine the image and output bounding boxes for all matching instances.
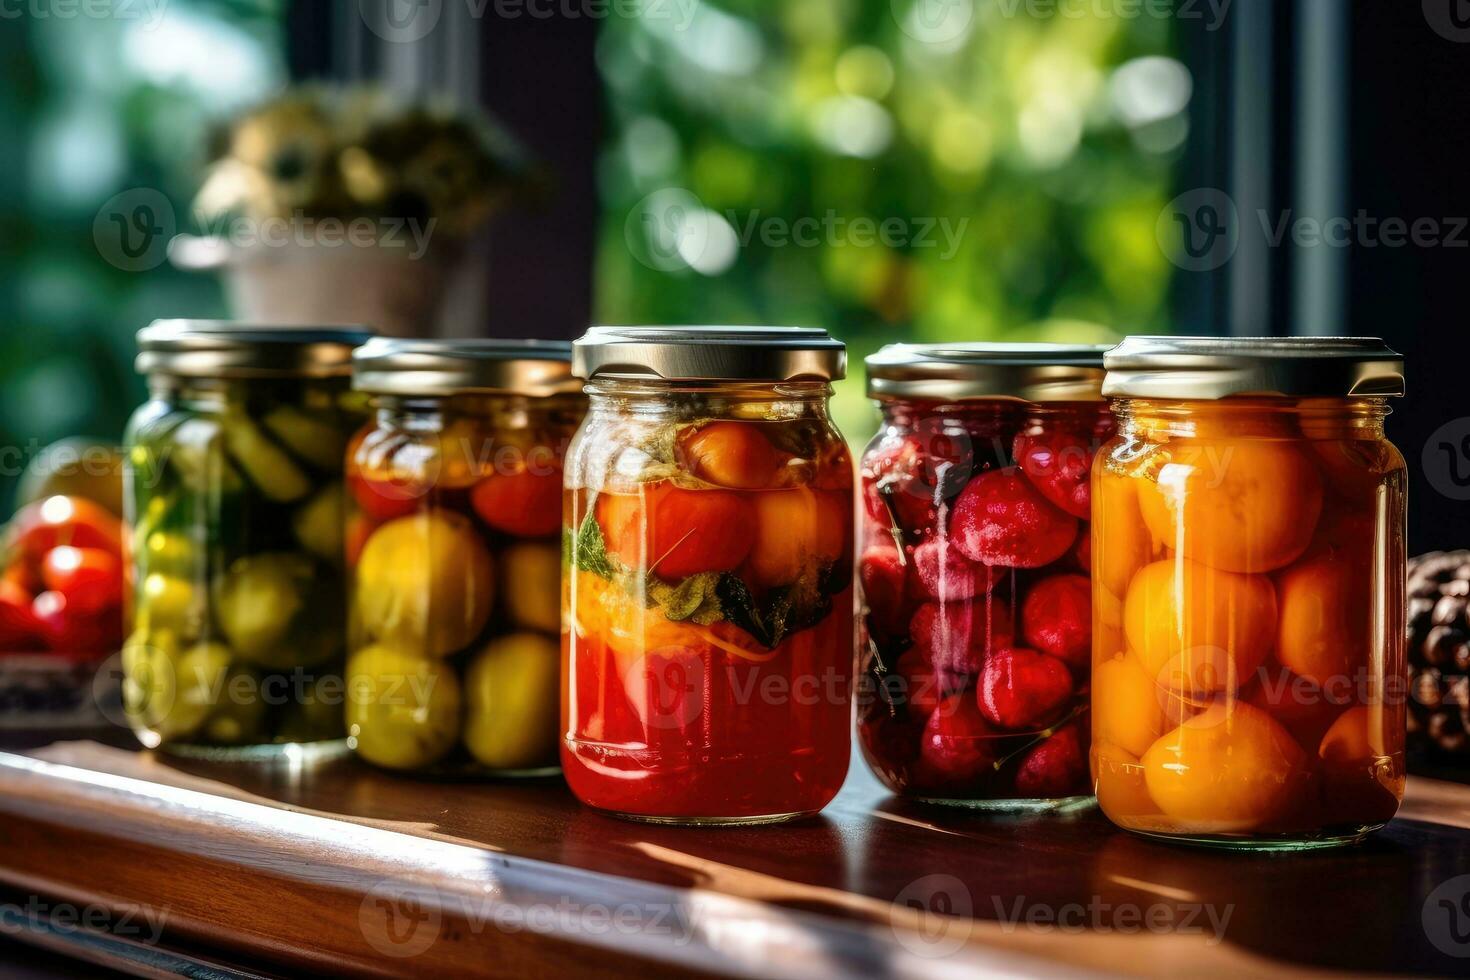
[263,404,350,471]
[222,411,313,503]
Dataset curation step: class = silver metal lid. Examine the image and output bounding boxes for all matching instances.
[1102,336,1405,399]
[352,338,579,397]
[136,320,374,379]
[572,326,846,382]
[866,343,1110,402]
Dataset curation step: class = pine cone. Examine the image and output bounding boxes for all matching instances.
[1408,551,1470,760]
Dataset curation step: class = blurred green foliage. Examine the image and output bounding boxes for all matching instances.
[595,0,1186,442]
[0,0,284,511]
[0,0,1186,510]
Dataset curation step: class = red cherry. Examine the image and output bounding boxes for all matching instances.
[977,647,1075,732]
[1014,722,1089,798]
[912,538,1000,601]
[1020,574,1092,671]
[860,546,911,640]
[861,439,936,534]
[909,598,1014,680]
[916,694,1000,787]
[1013,428,1095,519]
[890,659,967,721]
[951,469,1077,568]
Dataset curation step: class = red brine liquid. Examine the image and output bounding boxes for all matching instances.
[562,417,854,824]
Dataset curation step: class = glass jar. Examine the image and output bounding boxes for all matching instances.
[856,345,1112,809]
[1092,337,1407,848]
[123,321,373,755]
[344,339,584,776]
[563,326,854,824]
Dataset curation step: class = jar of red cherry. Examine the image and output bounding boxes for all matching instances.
[563,326,854,825]
[857,344,1112,810]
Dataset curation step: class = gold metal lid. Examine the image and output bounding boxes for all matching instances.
[352,338,580,397]
[136,321,373,379]
[866,344,1110,402]
[1102,336,1405,399]
[572,326,846,383]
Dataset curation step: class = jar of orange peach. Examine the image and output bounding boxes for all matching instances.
[1092,337,1407,848]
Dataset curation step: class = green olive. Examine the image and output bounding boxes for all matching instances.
[498,541,561,634]
[463,632,560,771]
[216,552,340,669]
[262,404,349,471]
[137,574,208,641]
[354,511,495,658]
[222,410,312,503]
[130,640,233,742]
[346,645,461,769]
[293,482,345,565]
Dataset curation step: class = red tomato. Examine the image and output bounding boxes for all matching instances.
[597,482,754,580]
[470,466,562,538]
[0,579,43,652]
[678,422,780,490]
[9,496,123,561]
[32,590,122,659]
[348,471,425,523]
[41,546,123,615]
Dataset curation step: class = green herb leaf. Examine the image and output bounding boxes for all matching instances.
[570,512,615,579]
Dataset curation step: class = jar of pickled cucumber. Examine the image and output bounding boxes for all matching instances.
[1092,337,1407,848]
[123,321,373,755]
[345,339,584,776]
[856,345,1112,809]
[563,326,854,824]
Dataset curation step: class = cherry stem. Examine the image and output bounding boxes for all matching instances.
[989,703,1091,773]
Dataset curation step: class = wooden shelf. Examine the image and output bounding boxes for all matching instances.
[1,739,1467,978]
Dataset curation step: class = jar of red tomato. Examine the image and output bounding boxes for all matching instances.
[345,339,584,775]
[563,326,854,824]
[857,344,1112,809]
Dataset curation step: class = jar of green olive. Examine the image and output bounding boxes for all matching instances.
[123,321,373,756]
